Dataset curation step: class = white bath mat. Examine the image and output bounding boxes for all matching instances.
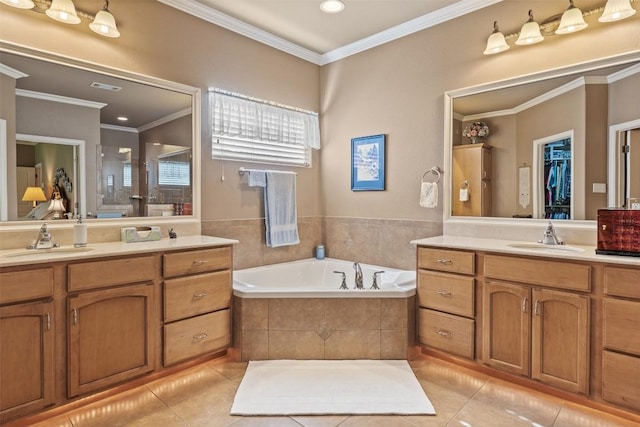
[230,359,435,416]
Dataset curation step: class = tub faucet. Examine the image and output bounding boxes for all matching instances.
[371,271,385,290]
[538,221,564,245]
[28,223,58,249]
[353,262,364,289]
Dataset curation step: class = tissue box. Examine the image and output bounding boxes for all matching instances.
[121,226,161,243]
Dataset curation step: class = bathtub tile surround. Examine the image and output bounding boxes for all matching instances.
[234,296,416,361]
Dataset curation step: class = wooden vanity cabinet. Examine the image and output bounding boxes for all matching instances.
[67,256,156,398]
[0,268,55,423]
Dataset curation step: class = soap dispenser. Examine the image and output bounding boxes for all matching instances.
[73,215,87,248]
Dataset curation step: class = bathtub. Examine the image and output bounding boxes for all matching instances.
[232,258,417,361]
[233,258,416,298]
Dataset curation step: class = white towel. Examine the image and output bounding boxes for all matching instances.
[249,171,300,247]
[419,182,438,208]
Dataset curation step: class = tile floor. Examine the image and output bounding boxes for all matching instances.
[22,354,640,427]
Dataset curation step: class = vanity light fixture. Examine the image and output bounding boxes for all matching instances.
[89,0,119,38]
[320,0,345,13]
[483,0,637,55]
[21,186,47,208]
[515,10,544,45]
[0,0,34,9]
[45,0,80,24]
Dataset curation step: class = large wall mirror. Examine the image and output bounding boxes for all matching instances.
[0,44,200,224]
[444,53,640,229]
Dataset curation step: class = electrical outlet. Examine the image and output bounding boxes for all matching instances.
[592,183,607,193]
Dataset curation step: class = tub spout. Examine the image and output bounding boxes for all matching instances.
[353,262,364,289]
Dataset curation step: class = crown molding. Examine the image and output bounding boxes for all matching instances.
[16,88,107,109]
[138,107,192,133]
[607,61,640,83]
[0,63,29,79]
[101,124,138,133]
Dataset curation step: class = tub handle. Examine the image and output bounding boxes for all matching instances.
[371,271,385,290]
[333,271,348,290]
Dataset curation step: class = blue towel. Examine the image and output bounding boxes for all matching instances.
[248,170,299,247]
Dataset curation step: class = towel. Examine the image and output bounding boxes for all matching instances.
[419,182,438,208]
[249,171,300,247]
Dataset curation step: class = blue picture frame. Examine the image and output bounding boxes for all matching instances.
[351,134,386,191]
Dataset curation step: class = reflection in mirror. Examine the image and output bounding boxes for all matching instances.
[533,134,572,220]
[0,47,196,222]
[449,59,640,222]
[609,121,640,208]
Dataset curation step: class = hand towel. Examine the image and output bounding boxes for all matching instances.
[419,182,438,208]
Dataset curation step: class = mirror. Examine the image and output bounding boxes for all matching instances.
[0,46,199,222]
[447,56,640,223]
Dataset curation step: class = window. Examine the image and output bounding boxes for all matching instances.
[210,89,320,167]
[123,162,132,188]
[158,160,190,186]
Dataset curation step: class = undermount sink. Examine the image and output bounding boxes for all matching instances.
[506,243,585,253]
[2,247,95,258]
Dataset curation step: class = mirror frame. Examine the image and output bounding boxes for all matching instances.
[0,42,201,230]
[443,52,640,236]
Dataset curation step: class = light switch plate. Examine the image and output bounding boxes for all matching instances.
[592,183,607,193]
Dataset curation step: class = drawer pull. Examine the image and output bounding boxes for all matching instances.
[193,333,208,341]
[72,308,79,325]
[192,260,208,266]
[436,290,452,298]
[192,292,208,300]
[436,259,453,265]
[522,297,528,313]
[45,313,52,331]
[437,329,452,338]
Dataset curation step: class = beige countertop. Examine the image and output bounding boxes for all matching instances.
[411,235,640,266]
[0,235,239,268]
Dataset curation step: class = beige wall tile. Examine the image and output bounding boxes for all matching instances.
[269,298,326,330]
[269,331,324,359]
[239,298,269,331]
[326,298,381,330]
[325,330,380,359]
[241,331,269,361]
[380,298,407,330]
[380,330,408,360]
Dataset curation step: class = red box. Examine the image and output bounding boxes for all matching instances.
[597,209,640,256]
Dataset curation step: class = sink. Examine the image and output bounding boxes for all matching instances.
[506,243,584,253]
[2,247,95,258]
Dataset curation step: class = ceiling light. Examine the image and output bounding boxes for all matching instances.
[117,116,128,121]
[599,0,636,22]
[556,0,588,34]
[320,0,344,13]
[0,0,35,9]
[91,81,122,91]
[516,10,544,45]
[89,0,120,38]
[483,21,510,55]
[45,0,81,24]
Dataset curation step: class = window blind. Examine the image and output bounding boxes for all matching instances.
[210,89,320,167]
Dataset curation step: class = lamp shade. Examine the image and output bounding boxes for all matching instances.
[46,0,81,24]
[556,1,588,34]
[484,22,510,55]
[0,0,35,9]
[89,8,120,37]
[22,186,47,207]
[599,0,636,22]
[516,11,544,45]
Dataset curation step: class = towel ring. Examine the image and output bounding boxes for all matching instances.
[459,180,469,189]
[422,167,441,184]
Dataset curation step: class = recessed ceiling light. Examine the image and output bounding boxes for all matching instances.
[117,116,128,121]
[320,0,344,13]
[90,81,122,91]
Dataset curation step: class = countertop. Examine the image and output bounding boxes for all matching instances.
[0,235,239,268]
[411,235,640,266]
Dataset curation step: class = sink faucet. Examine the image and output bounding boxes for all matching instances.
[353,262,364,289]
[27,223,58,250]
[538,222,564,245]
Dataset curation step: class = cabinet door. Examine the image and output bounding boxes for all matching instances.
[68,283,155,397]
[531,288,589,394]
[0,301,54,422]
[482,281,530,376]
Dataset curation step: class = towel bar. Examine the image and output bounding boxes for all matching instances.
[239,167,297,176]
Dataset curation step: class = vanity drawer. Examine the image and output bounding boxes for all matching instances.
[603,298,640,356]
[484,255,590,291]
[602,350,640,411]
[164,309,231,365]
[68,256,155,292]
[604,266,640,299]
[418,308,474,359]
[164,271,232,322]
[417,247,474,275]
[163,246,231,278]
[0,268,54,304]
[418,270,474,317]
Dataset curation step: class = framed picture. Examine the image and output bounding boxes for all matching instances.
[351,134,386,191]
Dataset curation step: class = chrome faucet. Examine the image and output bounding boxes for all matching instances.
[353,262,364,289]
[27,223,58,250]
[538,222,564,245]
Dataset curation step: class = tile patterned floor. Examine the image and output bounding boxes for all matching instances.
[25,355,639,427]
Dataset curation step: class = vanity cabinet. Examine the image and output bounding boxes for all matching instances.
[417,247,475,359]
[451,143,492,217]
[162,247,232,366]
[67,256,156,398]
[601,266,640,411]
[0,268,55,423]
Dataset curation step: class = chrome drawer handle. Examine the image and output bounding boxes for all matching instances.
[193,333,208,341]
[192,292,208,300]
[192,260,208,266]
[436,259,452,265]
[437,290,452,297]
[437,329,452,338]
